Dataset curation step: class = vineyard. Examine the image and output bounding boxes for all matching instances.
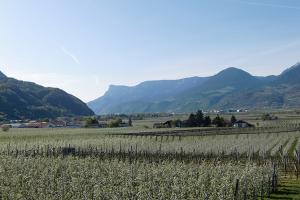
[0,113,300,199]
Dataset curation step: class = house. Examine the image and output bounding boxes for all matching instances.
[153,123,164,128]
[49,120,67,128]
[153,121,173,128]
[233,120,254,128]
[10,123,26,128]
[26,122,43,128]
[98,121,108,128]
[66,120,83,128]
[163,120,172,128]
[41,122,51,128]
[119,122,130,127]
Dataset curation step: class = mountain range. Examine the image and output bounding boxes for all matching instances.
[88,63,300,114]
[0,71,94,120]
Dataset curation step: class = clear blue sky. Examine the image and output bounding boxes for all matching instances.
[0,0,300,102]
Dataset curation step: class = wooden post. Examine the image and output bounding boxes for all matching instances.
[234,179,239,200]
[261,179,264,200]
[268,177,271,198]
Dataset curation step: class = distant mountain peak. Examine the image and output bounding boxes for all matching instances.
[222,67,241,71]
[281,62,300,75]
[195,67,259,92]
[209,67,255,82]
[217,67,251,75]
[0,71,7,79]
[274,62,300,85]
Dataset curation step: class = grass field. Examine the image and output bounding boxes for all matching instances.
[266,177,300,199]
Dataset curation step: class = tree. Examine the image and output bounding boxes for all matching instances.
[203,116,212,127]
[187,113,197,127]
[231,115,237,125]
[1,125,10,132]
[262,113,278,121]
[172,119,182,128]
[85,117,99,128]
[195,110,204,127]
[108,118,122,128]
[128,117,133,127]
[262,113,271,121]
[212,115,226,127]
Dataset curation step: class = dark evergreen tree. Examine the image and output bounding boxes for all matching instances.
[231,115,237,125]
[203,116,212,127]
[85,117,99,127]
[195,110,204,127]
[187,113,197,127]
[212,115,226,127]
[172,119,182,128]
[128,117,133,126]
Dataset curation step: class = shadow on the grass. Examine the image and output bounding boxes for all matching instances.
[266,179,300,200]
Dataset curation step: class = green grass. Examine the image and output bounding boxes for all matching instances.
[288,137,299,158]
[266,178,300,200]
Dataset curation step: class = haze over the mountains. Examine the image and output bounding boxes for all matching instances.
[0,71,94,119]
[1,62,300,119]
[88,63,300,114]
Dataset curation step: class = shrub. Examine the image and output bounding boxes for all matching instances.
[108,118,122,128]
[84,117,99,128]
[262,113,278,121]
[1,125,10,132]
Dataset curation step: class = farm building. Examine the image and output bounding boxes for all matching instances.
[119,122,130,127]
[98,121,108,128]
[153,123,164,128]
[66,121,83,128]
[50,120,67,127]
[233,120,254,128]
[26,122,46,128]
[9,123,26,128]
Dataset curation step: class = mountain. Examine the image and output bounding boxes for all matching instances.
[88,63,300,114]
[197,67,262,91]
[274,62,300,85]
[88,77,208,114]
[0,71,7,79]
[0,71,94,119]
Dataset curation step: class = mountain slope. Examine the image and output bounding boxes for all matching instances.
[0,71,7,79]
[88,77,208,114]
[273,63,300,85]
[175,68,264,109]
[197,67,262,91]
[0,72,94,119]
[89,63,300,114]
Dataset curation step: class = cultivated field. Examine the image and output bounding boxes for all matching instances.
[0,110,300,199]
